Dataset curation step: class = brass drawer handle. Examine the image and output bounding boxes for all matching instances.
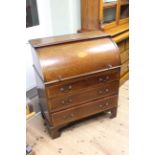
[99,104,104,108]
[98,76,110,82]
[99,77,104,82]
[60,87,65,92]
[60,85,72,92]
[105,75,110,80]
[68,98,73,103]
[68,85,72,90]
[105,102,109,106]
[105,88,109,92]
[61,100,65,105]
[99,102,109,108]
[98,88,109,94]
[63,113,74,119]
[99,90,103,94]
[61,98,73,105]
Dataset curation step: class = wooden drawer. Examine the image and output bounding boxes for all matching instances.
[117,40,125,53]
[51,95,118,126]
[125,38,129,49]
[46,68,120,98]
[120,49,129,64]
[121,60,129,77]
[49,80,119,112]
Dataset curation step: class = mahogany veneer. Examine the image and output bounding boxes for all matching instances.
[81,0,129,85]
[30,31,121,139]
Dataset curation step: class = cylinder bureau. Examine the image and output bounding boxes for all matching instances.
[29,31,121,139]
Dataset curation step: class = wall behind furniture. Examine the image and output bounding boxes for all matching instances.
[51,0,81,36]
[26,0,81,91]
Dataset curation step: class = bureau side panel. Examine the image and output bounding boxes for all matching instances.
[31,47,51,124]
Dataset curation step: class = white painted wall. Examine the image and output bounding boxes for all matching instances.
[50,0,81,36]
[26,0,81,91]
[69,0,81,33]
[26,0,54,91]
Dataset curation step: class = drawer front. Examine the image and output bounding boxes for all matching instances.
[121,60,129,77]
[46,68,120,98]
[49,80,119,112]
[117,40,125,53]
[125,39,129,49]
[120,49,129,64]
[51,95,118,126]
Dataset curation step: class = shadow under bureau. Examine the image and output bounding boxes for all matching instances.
[29,31,121,139]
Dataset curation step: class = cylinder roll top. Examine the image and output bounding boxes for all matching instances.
[30,31,120,83]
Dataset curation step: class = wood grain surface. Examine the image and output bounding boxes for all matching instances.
[80,0,129,86]
[26,81,128,155]
[35,37,120,83]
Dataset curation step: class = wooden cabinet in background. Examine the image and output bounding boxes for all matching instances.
[81,0,129,85]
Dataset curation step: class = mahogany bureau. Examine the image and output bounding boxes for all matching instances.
[29,31,121,139]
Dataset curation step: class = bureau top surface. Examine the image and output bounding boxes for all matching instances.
[30,31,120,84]
[29,31,110,48]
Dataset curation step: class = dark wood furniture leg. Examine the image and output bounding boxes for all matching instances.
[49,126,61,139]
[39,111,61,139]
[110,107,117,119]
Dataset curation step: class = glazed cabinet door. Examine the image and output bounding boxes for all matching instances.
[120,0,129,20]
[103,0,118,24]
